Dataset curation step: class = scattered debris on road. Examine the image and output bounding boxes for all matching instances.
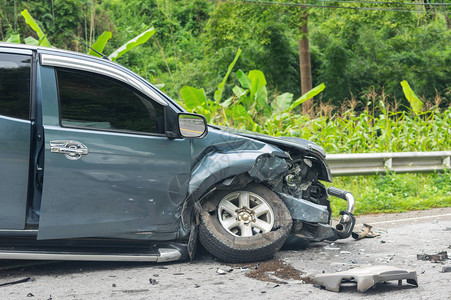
[352,223,380,240]
[441,266,451,273]
[0,277,31,287]
[149,278,158,285]
[313,265,418,292]
[216,268,233,275]
[417,251,448,262]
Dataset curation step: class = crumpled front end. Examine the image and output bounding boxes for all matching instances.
[245,153,356,243]
[184,127,356,244]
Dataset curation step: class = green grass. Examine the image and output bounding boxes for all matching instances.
[328,170,451,217]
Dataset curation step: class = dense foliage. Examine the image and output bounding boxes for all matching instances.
[1,0,450,107]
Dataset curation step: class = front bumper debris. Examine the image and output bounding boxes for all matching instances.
[278,193,330,224]
[284,186,356,242]
[313,265,418,292]
[327,187,356,239]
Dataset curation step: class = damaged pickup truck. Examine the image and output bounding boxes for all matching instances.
[0,43,355,263]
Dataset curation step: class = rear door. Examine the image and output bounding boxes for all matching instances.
[37,55,191,240]
[0,50,32,229]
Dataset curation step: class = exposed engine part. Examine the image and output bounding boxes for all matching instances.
[281,158,318,198]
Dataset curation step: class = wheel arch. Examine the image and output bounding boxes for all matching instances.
[181,149,290,230]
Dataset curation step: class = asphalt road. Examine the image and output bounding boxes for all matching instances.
[0,207,450,300]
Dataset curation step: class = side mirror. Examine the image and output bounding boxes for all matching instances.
[178,113,208,138]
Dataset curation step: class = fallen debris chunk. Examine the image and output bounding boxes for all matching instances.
[352,224,380,240]
[217,268,233,274]
[441,266,451,273]
[217,268,227,275]
[313,265,418,292]
[324,246,340,251]
[0,277,31,287]
[149,278,158,285]
[417,251,448,262]
[27,293,34,297]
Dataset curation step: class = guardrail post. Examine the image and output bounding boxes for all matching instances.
[444,156,450,169]
[384,158,393,170]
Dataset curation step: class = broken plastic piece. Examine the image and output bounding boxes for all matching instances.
[352,223,380,240]
[313,265,418,292]
[0,277,31,287]
[417,251,448,262]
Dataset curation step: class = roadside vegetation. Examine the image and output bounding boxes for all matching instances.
[330,170,451,216]
[1,0,450,215]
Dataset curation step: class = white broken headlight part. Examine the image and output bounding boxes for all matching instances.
[313,265,418,292]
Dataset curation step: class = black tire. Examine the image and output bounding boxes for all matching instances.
[199,183,292,263]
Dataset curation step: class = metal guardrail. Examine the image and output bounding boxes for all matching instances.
[326,151,451,176]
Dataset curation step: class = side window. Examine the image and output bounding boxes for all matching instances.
[0,53,31,120]
[56,68,165,134]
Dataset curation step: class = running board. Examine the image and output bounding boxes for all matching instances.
[0,248,182,262]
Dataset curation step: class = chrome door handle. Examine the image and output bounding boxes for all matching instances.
[50,140,88,160]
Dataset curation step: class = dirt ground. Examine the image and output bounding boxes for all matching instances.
[0,207,450,299]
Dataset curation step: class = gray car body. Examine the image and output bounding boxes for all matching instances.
[0,43,333,245]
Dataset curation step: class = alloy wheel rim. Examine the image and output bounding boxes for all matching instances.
[217,191,274,237]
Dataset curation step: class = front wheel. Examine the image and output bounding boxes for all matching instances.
[199,183,292,263]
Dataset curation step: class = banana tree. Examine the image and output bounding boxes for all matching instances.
[400,80,423,115]
[6,9,154,63]
[89,28,155,62]
[7,9,52,47]
[180,49,242,123]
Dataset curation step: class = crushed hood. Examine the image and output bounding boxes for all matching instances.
[212,126,326,158]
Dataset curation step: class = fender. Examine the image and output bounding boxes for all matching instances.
[211,127,332,182]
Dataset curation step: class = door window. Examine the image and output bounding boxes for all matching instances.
[0,53,31,120]
[56,68,165,134]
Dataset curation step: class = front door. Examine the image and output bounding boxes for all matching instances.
[0,51,33,229]
[38,66,190,240]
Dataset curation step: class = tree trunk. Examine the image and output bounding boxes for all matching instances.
[299,9,313,116]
